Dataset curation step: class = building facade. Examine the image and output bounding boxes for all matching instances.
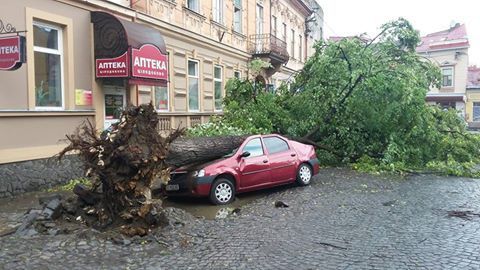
[466,65,480,127]
[416,23,469,118]
[0,0,322,194]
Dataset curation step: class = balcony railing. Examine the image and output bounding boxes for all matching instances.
[248,34,289,63]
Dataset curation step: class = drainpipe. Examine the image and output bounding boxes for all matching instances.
[268,0,272,83]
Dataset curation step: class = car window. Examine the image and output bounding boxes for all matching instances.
[242,138,264,157]
[264,137,289,154]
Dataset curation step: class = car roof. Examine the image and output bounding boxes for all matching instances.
[245,134,289,141]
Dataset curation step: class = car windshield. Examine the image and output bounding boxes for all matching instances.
[223,147,238,158]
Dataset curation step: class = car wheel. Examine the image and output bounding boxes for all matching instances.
[209,178,235,205]
[296,163,312,186]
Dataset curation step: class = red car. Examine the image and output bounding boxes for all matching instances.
[164,134,320,205]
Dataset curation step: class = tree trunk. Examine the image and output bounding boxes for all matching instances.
[166,135,249,168]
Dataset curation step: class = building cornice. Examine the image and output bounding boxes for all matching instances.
[56,0,251,60]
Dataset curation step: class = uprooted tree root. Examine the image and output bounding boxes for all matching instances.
[59,103,184,235]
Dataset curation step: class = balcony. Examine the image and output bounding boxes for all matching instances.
[248,34,289,65]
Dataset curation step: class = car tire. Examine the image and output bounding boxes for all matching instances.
[209,178,236,205]
[296,163,313,186]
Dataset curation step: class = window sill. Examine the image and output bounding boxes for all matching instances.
[232,30,246,39]
[439,87,455,92]
[162,0,176,5]
[183,7,206,20]
[211,20,227,30]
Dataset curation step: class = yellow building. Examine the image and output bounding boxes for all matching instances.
[417,23,469,118]
[0,0,323,196]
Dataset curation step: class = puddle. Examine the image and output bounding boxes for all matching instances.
[0,190,71,233]
[163,184,294,220]
[0,183,294,231]
[162,194,260,220]
[0,190,71,214]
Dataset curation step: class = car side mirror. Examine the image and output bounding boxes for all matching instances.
[239,151,251,158]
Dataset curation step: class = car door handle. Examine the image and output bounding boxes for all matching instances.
[291,153,296,157]
[263,160,268,163]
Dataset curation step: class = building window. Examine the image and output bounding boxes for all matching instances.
[155,86,169,111]
[271,15,277,37]
[33,22,64,109]
[474,102,480,122]
[441,67,453,87]
[214,65,223,111]
[234,70,241,79]
[187,0,200,13]
[212,0,224,24]
[437,101,456,110]
[282,23,287,41]
[256,4,263,35]
[299,35,302,61]
[188,60,200,111]
[291,29,295,59]
[233,0,242,33]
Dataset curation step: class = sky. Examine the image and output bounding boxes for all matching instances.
[318,0,480,66]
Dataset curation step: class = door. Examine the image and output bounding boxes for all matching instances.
[104,84,126,130]
[263,136,296,183]
[238,138,271,188]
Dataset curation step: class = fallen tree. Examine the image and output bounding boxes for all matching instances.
[167,135,247,167]
[188,18,480,176]
[59,103,246,234]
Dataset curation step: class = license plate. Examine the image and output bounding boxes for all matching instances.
[166,184,179,191]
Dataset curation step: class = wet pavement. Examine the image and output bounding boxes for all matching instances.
[1,167,480,269]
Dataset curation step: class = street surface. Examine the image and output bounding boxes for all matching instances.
[1,168,480,269]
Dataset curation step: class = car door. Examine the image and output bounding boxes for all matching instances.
[238,137,271,188]
[263,136,297,183]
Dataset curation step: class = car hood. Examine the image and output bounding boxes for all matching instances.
[174,157,227,172]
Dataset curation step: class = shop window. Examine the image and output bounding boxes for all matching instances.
[188,60,200,111]
[214,65,223,111]
[441,67,453,87]
[187,0,200,13]
[473,102,480,122]
[155,86,169,111]
[138,86,152,105]
[233,0,242,33]
[212,0,224,24]
[33,22,64,109]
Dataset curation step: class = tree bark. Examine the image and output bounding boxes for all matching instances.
[166,135,249,168]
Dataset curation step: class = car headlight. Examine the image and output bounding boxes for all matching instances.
[197,169,206,177]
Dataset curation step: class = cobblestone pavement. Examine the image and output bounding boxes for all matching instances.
[1,168,480,269]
